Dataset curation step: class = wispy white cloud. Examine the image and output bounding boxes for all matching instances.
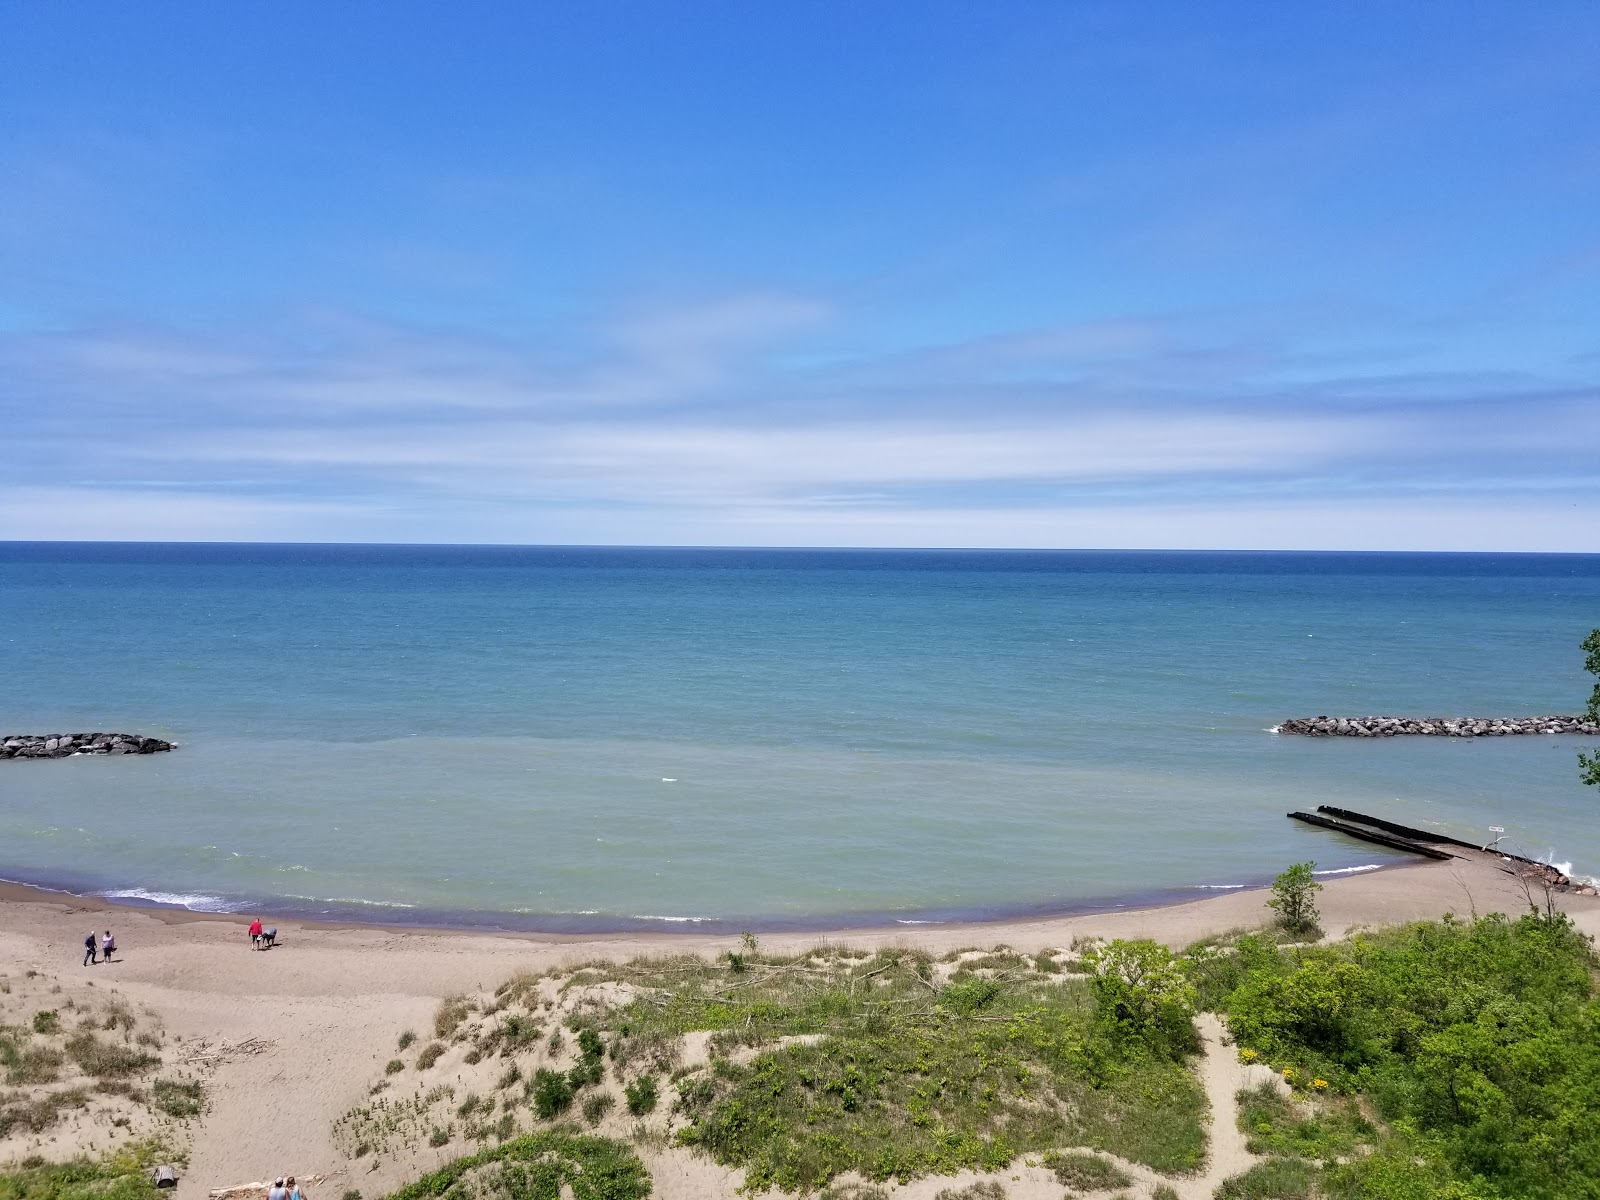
[1,295,1596,548]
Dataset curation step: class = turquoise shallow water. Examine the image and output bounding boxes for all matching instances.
[2,544,1598,929]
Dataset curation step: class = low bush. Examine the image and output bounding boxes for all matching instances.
[529,1068,573,1120]
[1213,1157,1319,1199]
[434,996,473,1040]
[1220,910,1600,1199]
[581,1091,614,1126]
[0,1088,89,1137]
[64,1032,158,1078]
[1040,1151,1131,1191]
[623,1075,657,1116]
[386,1131,649,1200]
[2,1039,65,1085]
[150,1078,204,1118]
[0,1140,172,1200]
[415,1043,446,1071]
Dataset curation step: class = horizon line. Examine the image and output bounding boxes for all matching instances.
[3,538,1600,557]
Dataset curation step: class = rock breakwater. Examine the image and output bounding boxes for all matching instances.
[1276,715,1600,738]
[2,733,176,759]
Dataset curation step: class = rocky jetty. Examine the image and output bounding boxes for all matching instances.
[1276,715,1600,738]
[2,733,176,760]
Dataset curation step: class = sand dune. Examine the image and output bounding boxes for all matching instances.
[2,859,1596,1199]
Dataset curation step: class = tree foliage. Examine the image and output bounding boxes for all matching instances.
[1267,862,1323,937]
[1581,628,1600,788]
[1220,911,1600,1200]
[1083,938,1197,1052]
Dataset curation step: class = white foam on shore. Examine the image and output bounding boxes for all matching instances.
[1194,884,1248,890]
[895,918,939,924]
[1314,864,1382,877]
[100,888,238,912]
[631,914,713,923]
[320,896,417,909]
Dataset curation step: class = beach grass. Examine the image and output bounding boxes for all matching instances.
[383,1130,649,1200]
[501,943,1205,1192]
[0,1139,174,1200]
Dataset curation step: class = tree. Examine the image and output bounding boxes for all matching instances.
[1581,629,1600,789]
[1267,862,1323,938]
[1083,937,1197,1050]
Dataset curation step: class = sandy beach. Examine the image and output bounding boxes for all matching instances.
[3,860,1597,1199]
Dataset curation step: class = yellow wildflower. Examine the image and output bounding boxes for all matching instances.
[1313,1078,1330,1091]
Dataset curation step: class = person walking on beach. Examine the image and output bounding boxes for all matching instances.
[83,930,98,966]
[267,1179,288,1200]
[287,1176,306,1200]
[249,917,263,950]
[101,929,116,962]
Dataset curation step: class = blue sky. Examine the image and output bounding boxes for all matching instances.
[2,3,1597,549]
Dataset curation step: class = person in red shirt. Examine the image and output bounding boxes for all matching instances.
[248,917,263,950]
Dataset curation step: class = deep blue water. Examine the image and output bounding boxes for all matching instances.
[2,543,1597,930]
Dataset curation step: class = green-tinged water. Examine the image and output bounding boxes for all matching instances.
[2,544,1597,929]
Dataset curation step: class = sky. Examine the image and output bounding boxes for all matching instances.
[2,3,1597,550]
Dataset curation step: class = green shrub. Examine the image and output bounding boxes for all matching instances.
[1267,862,1323,938]
[938,977,1002,1015]
[529,1068,573,1119]
[581,1091,615,1126]
[1041,1151,1131,1190]
[1213,1157,1319,1199]
[1082,939,1197,1053]
[428,1128,450,1147]
[576,1028,604,1062]
[385,1131,649,1200]
[0,1088,89,1137]
[1235,1081,1373,1160]
[0,1140,172,1200]
[151,1078,204,1118]
[1222,911,1600,1199]
[398,1031,417,1050]
[65,1032,158,1078]
[32,1010,61,1035]
[623,1075,657,1116]
[384,1059,404,1075]
[415,1042,446,1070]
[3,1038,65,1085]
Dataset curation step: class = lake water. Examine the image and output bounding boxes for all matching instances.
[2,543,1597,931]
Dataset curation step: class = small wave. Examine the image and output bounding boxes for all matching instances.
[895,919,939,924]
[1194,884,1248,890]
[100,888,238,913]
[1266,725,1282,734]
[631,914,712,923]
[1314,864,1382,877]
[321,896,417,909]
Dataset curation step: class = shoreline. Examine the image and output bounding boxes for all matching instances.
[5,852,1599,1196]
[5,853,1596,948]
[0,857,1410,938]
